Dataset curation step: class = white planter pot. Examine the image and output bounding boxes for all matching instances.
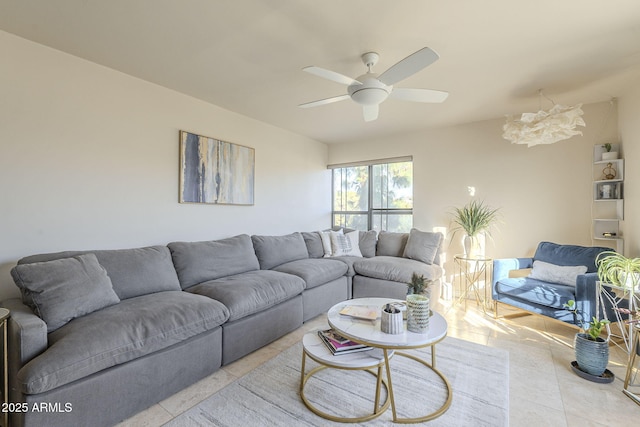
[602,151,618,160]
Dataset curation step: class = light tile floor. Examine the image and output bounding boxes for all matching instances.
[118,296,640,426]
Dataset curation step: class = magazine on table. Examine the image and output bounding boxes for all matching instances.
[317,328,371,355]
[338,305,380,320]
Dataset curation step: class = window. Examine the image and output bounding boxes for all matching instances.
[330,157,413,232]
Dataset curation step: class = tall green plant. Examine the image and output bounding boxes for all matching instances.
[450,200,499,238]
[596,251,640,290]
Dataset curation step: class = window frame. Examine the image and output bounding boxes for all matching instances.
[329,157,413,232]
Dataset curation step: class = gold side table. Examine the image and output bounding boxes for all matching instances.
[300,332,391,422]
[454,255,493,314]
[0,308,9,427]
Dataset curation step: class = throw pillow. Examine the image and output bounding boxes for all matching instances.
[528,260,588,286]
[319,229,343,257]
[330,230,363,257]
[403,229,443,265]
[11,253,121,332]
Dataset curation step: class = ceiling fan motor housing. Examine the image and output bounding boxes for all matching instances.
[348,74,391,105]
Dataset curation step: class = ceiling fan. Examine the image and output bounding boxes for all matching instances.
[299,47,448,122]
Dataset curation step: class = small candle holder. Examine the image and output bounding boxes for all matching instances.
[381,304,403,334]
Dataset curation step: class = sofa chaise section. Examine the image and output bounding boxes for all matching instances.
[4,246,229,427]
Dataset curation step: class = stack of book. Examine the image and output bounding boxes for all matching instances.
[317,328,371,355]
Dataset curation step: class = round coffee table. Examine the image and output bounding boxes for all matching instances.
[328,297,451,423]
[300,331,391,422]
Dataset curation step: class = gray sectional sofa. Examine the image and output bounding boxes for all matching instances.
[2,228,443,427]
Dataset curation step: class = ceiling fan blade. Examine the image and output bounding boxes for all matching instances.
[389,88,449,103]
[378,47,440,86]
[363,105,379,122]
[298,94,350,108]
[302,66,361,86]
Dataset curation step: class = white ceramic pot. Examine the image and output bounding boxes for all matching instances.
[602,151,618,160]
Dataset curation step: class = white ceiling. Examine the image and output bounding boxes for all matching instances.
[2,0,640,144]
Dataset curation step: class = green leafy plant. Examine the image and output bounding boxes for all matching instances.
[603,143,612,152]
[450,199,500,238]
[586,317,610,341]
[596,251,640,290]
[563,300,610,340]
[407,272,431,295]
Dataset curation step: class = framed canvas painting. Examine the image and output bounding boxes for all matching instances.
[179,130,255,205]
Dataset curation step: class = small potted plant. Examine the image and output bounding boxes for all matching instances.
[406,273,432,333]
[596,251,640,291]
[602,143,618,160]
[449,200,499,257]
[564,300,611,378]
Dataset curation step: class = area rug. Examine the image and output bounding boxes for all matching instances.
[164,336,509,426]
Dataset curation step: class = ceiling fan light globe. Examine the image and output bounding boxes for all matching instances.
[347,75,390,105]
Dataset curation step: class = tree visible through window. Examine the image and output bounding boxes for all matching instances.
[331,159,413,232]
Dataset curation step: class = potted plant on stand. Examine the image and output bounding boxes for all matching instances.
[450,200,499,258]
[564,300,612,382]
[596,251,640,292]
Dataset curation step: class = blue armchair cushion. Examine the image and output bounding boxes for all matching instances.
[533,241,610,273]
[495,277,576,310]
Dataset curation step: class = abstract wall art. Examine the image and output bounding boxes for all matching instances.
[179,130,255,205]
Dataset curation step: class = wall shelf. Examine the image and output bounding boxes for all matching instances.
[592,144,624,253]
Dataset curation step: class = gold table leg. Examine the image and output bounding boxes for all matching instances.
[384,347,452,423]
[299,348,390,422]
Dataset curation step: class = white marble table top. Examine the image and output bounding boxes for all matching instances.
[328,297,447,348]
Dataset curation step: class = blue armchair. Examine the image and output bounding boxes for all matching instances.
[492,241,619,327]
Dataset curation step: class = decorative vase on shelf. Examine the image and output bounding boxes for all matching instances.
[602,151,618,161]
[406,294,430,333]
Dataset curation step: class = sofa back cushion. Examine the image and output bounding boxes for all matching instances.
[251,232,308,269]
[11,254,121,332]
[18,246,181,300]
[533,241,611,273]
[376,231,408,257]
[302,232,325,258]
[359,230,378,258]
[403,229,443,265]
[168,234,260,289]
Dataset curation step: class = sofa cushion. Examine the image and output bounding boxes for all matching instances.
[403,229,443,265]
[376,232,409,257]
[495,277,576,310]
[354,256,443,283]
[251,233,308,269]
[302,232,325,258]
[359,230,378,258]
[273,258,348,289]
[169,234,260,289]
[186,270,305,322]
[533,241,610,273]
[17,291,228,394]
[11,254,121,333]
[529,260,587,286]
[18,246,181,300]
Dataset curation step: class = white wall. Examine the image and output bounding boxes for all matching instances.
[618,81,640,256]
[0,31,331,300]
[328,101,619,282]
